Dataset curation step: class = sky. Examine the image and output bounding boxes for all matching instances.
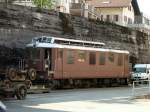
[137,0,150,16]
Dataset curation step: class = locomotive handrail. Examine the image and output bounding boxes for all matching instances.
[30,36,105,48]
[19,59,25,71]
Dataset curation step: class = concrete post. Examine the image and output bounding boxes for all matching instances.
[132,81,135,97]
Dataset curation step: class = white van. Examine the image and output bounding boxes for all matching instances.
[132,64,150,80]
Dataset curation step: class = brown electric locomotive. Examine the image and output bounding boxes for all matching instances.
[26,36,130,88]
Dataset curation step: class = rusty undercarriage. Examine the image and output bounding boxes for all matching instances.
[0,47,31,100]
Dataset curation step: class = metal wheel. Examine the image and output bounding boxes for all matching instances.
[28,69,36,81]
[15,85,27,100]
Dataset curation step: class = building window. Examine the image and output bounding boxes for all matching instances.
[99,52,105,65]
[128,18,132,24]
[67,50,74,64]
[89,52,96,65]
[124,16,127,22]
[108,53,114,63]
[106,15,110,22]
[128,6,132,11]
[118,54,123,66]
[78,51,86,62]
[114,15,119,22]
[101,15,103,21]
[144,17,149,25]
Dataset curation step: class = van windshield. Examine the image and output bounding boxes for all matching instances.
[134,67,146,73]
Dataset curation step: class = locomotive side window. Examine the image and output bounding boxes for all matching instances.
[67,50,74,64]
[108,52,114,63]
[89,52,96,65]
[118,54,123,66]
[78,51,86,62]
[99,52,106,65]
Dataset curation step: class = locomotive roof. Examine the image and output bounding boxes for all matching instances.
[27,36,129,54]
[33,36,105,45]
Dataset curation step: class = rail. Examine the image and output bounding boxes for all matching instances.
[132,80,150,97]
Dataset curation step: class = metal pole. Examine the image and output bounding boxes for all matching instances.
[81,0,85,17]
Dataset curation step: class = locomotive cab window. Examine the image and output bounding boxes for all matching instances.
[99,52,106,65]
[89,52,96,65]
[67,50,74,64]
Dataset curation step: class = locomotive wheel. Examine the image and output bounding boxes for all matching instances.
[8,68,17,81]
[28,69,37,81]
[15,85,27,100]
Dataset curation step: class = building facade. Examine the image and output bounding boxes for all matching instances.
[70,0,141,27]
[89,0,135,26]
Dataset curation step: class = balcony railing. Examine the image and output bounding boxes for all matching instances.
[128,23,150,30]
[70,3,82,9]
[70,3,100,17]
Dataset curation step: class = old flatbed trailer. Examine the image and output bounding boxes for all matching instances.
[0,56,31,100]
[0,79,30,100]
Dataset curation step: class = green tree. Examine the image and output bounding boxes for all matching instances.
[33,0,55,9]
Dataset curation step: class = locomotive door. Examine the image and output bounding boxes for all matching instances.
[124,54,129,77]
[44,48,52,72]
